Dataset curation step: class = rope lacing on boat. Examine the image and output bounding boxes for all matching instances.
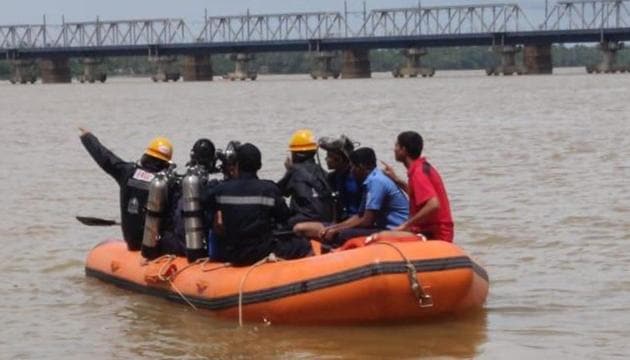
[238,253,284,327]
[148,255,215,311]
[373,241,434,308]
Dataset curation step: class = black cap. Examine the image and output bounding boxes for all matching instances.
[236,143,262,172]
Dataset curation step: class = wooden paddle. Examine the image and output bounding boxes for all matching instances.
[76,216,120,226]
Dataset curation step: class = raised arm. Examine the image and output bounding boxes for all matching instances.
[79,128,128,182]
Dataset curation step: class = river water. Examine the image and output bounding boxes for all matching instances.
[0,68,628,359]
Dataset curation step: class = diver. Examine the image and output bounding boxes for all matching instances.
[79,127,173,251]
[141,138,222,261]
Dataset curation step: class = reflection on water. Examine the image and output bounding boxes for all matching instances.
[1,69,629,358]
[116,300,487,359]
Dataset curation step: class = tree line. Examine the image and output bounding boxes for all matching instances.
[1,45,628,79]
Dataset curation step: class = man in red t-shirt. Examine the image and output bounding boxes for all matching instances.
[382,131,454,242]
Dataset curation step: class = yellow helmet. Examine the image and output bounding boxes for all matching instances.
[145,136,173,162]
[289,129,318,152]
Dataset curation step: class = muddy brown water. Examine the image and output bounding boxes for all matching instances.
[0,69,628,359]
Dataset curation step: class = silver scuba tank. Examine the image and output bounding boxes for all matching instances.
[141,172,169,260]
[182,166,207,262]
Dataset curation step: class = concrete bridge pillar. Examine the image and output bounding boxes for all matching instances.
[9,59,38,84]
[182,54,213,81]
[524,44,553,74]
[40,57,72,83]
[225,53,257,81]
[341,49,371,79]
[310,51,339,79]
[587,41,628,74]
[78,58,107,83]
[393,48,435,78]
[150,56,180,82]
[486,46,525,76]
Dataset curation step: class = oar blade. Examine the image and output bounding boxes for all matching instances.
[76,216,119,226]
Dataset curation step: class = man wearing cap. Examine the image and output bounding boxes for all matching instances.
[277,129,334,229]
[79,127,173,251]
[293,135,362,239]
[319,135,362,221]
[204,143,312,265]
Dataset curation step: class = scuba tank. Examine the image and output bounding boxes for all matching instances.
[141,172,170,260]
[182,166,208,262]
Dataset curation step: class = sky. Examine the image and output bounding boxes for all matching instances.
[1,0,549,25]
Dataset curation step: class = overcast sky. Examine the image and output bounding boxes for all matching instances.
[1,0,549,25]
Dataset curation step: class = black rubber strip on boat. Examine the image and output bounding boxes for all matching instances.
[85,256,488,310]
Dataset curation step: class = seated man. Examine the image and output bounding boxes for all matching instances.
[320,135,362,220]
[204,143,312,266]
[294,135,361,238]
[383,131,454,242]
[320,148,409,247]
[277,129,334,229]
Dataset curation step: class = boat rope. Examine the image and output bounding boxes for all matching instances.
[151,255,213,311]
[374,241,434,308]
[238,253,284,327]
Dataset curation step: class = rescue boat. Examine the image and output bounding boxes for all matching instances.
[85,235,489,325]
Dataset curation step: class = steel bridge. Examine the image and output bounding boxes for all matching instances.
[1,0,630,59]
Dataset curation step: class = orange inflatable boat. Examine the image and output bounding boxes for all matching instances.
[85,236,489,325]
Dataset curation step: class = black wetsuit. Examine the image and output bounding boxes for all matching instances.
[204,172,312,266]
[277,159,334,227]
[80,133,165,251]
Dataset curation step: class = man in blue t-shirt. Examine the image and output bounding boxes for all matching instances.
[320,147,409,247]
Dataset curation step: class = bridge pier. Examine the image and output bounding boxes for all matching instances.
[341,49,371,79]
[587,41,629,74]
[150,56,181,82]
[9,60,38,84]
[393,48,435,78]
[183,54,213,81]
[225,53,257,81]
[310,52,340,79]
[40,57,72,83]
[486,46,525,76]
[78,58,107,83]
[524,44,553,74]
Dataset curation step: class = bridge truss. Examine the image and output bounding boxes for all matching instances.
[348,3,535,37]
[543,0,630,30]
[1,1,630,51]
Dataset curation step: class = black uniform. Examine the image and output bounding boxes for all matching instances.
[277,159,334,227]
[81,133,165,251]
[204,172,312,266]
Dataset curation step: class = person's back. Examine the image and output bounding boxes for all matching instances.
[407,157,453,241]
[206,143,312,265]
[79,128,172,250]
[158,139,220,259]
